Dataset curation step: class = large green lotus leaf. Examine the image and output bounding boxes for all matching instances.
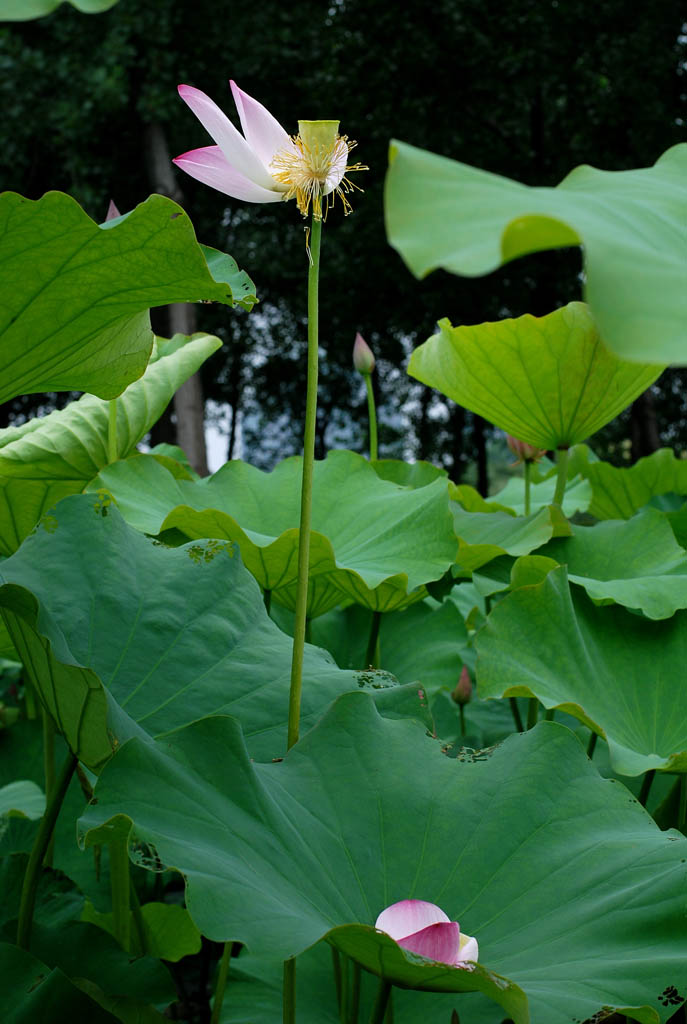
[536,509,687,619]
[477,565,687,775]
[80,694,687,1024]
[0,333,218,557]
[89,449,458,615]
[573,446,687,520]
[0,0,119,18]
[0,191,255,403]
[408,303,662,450]
[386,139,687,364]
[0,494,422,771]
[0,942,119,1023]
[452,503,568,572]
[372,458,448,489]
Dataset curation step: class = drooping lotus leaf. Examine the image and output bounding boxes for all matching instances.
[89,449,458,615]
[452,503,569,573]
[385,139,687,363]
[477,564,687,775]
[0,0,119,17]
[0,191,255,403]
[372,458,448,489]
[0,332,218,556]
[408,303,663,450]
[573,446,687,520]
[80,693,687,1024]
[0,779,45,819]
[535,509,687,619]
[81,901,201,963]
[0,494,424,771]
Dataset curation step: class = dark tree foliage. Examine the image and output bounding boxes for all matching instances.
[1,0,685,479]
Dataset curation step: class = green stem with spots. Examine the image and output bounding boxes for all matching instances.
[283,957,296,1024]
[552,447,569,508]
[211,941,233,1024]
[109,836,131,951]
[107,398,118,464]
[287,214,322,751]
[17,751,77,949]
[365,373,378,461]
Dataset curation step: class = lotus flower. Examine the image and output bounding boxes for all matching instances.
[173,81,365,220]
[375,899,478,968]
[506,434,547,464]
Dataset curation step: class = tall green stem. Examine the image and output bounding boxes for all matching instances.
[287,215,322,751]
[526,698,539,730]
[107,398,118,464]
[509,697,524,733]
[283,957,296,1024]
[369,979,392,1024]
[365,374,378,461]
[638,769,656,808]
[17,751,77,949]
[109,836,131,951]
[552,447,569,508]
[211,941,233,1024]
[42,709,56,868]
[523,459,532,516]
[679,775,687,834]
[365,611,382,669]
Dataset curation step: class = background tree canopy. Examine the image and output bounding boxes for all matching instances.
[2,0,686,484]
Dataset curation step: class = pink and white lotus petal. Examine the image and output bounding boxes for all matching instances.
[324,137,349,194]
[230,79,295,170]
[177,84,277,191]
[398,921,461,964]
[375,899,450,939]
[458,933,479,964]
[172,146,283,203]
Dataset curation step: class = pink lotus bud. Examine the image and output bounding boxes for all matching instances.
[375,899,478,968]
[353,332,375,375]
[452,665,472,706]
[506,434,547,463]
[105,200,121,221]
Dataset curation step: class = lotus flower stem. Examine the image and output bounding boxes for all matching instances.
[369,979,392,1024]
[340,953,349,1022]
[587,730,598,759]
[109,836,131,951]
[211,941,233,1024]
[523,459,532,515]
[263,588,272,614]
[331,947,343,1009]
[552,447,569,508]
[108,398,118,464]
[365,374,378,460]
[283,957,297,1024]
[17,750,77,949]
[350,961,361,1023]
[509,697,524,732]
[365,611,383,668]
[287,215,322,751]
[42,709,56,868]
[638,769,656,808]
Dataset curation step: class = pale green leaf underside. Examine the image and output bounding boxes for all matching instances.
[0,495,421,770]
[477,565,687,775]
[89,450,458,614]
[0,191,254,402]
[0,0,118,17]
[0,779,45,819]
[386,139,687,363]
[0,333,219,556]
[408,303,663,450]
[80,695,687,1024]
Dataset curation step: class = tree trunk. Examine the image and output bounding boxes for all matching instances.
[143,121,209,476]
[631,388,661,462]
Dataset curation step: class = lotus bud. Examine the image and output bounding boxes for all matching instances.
[452,665,472,706]
[353,332,376,375]
[506,434,547,464]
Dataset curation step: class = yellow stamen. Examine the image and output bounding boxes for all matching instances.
[270,132,367,221]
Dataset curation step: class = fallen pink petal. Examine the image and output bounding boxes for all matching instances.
[375,899,478,968]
